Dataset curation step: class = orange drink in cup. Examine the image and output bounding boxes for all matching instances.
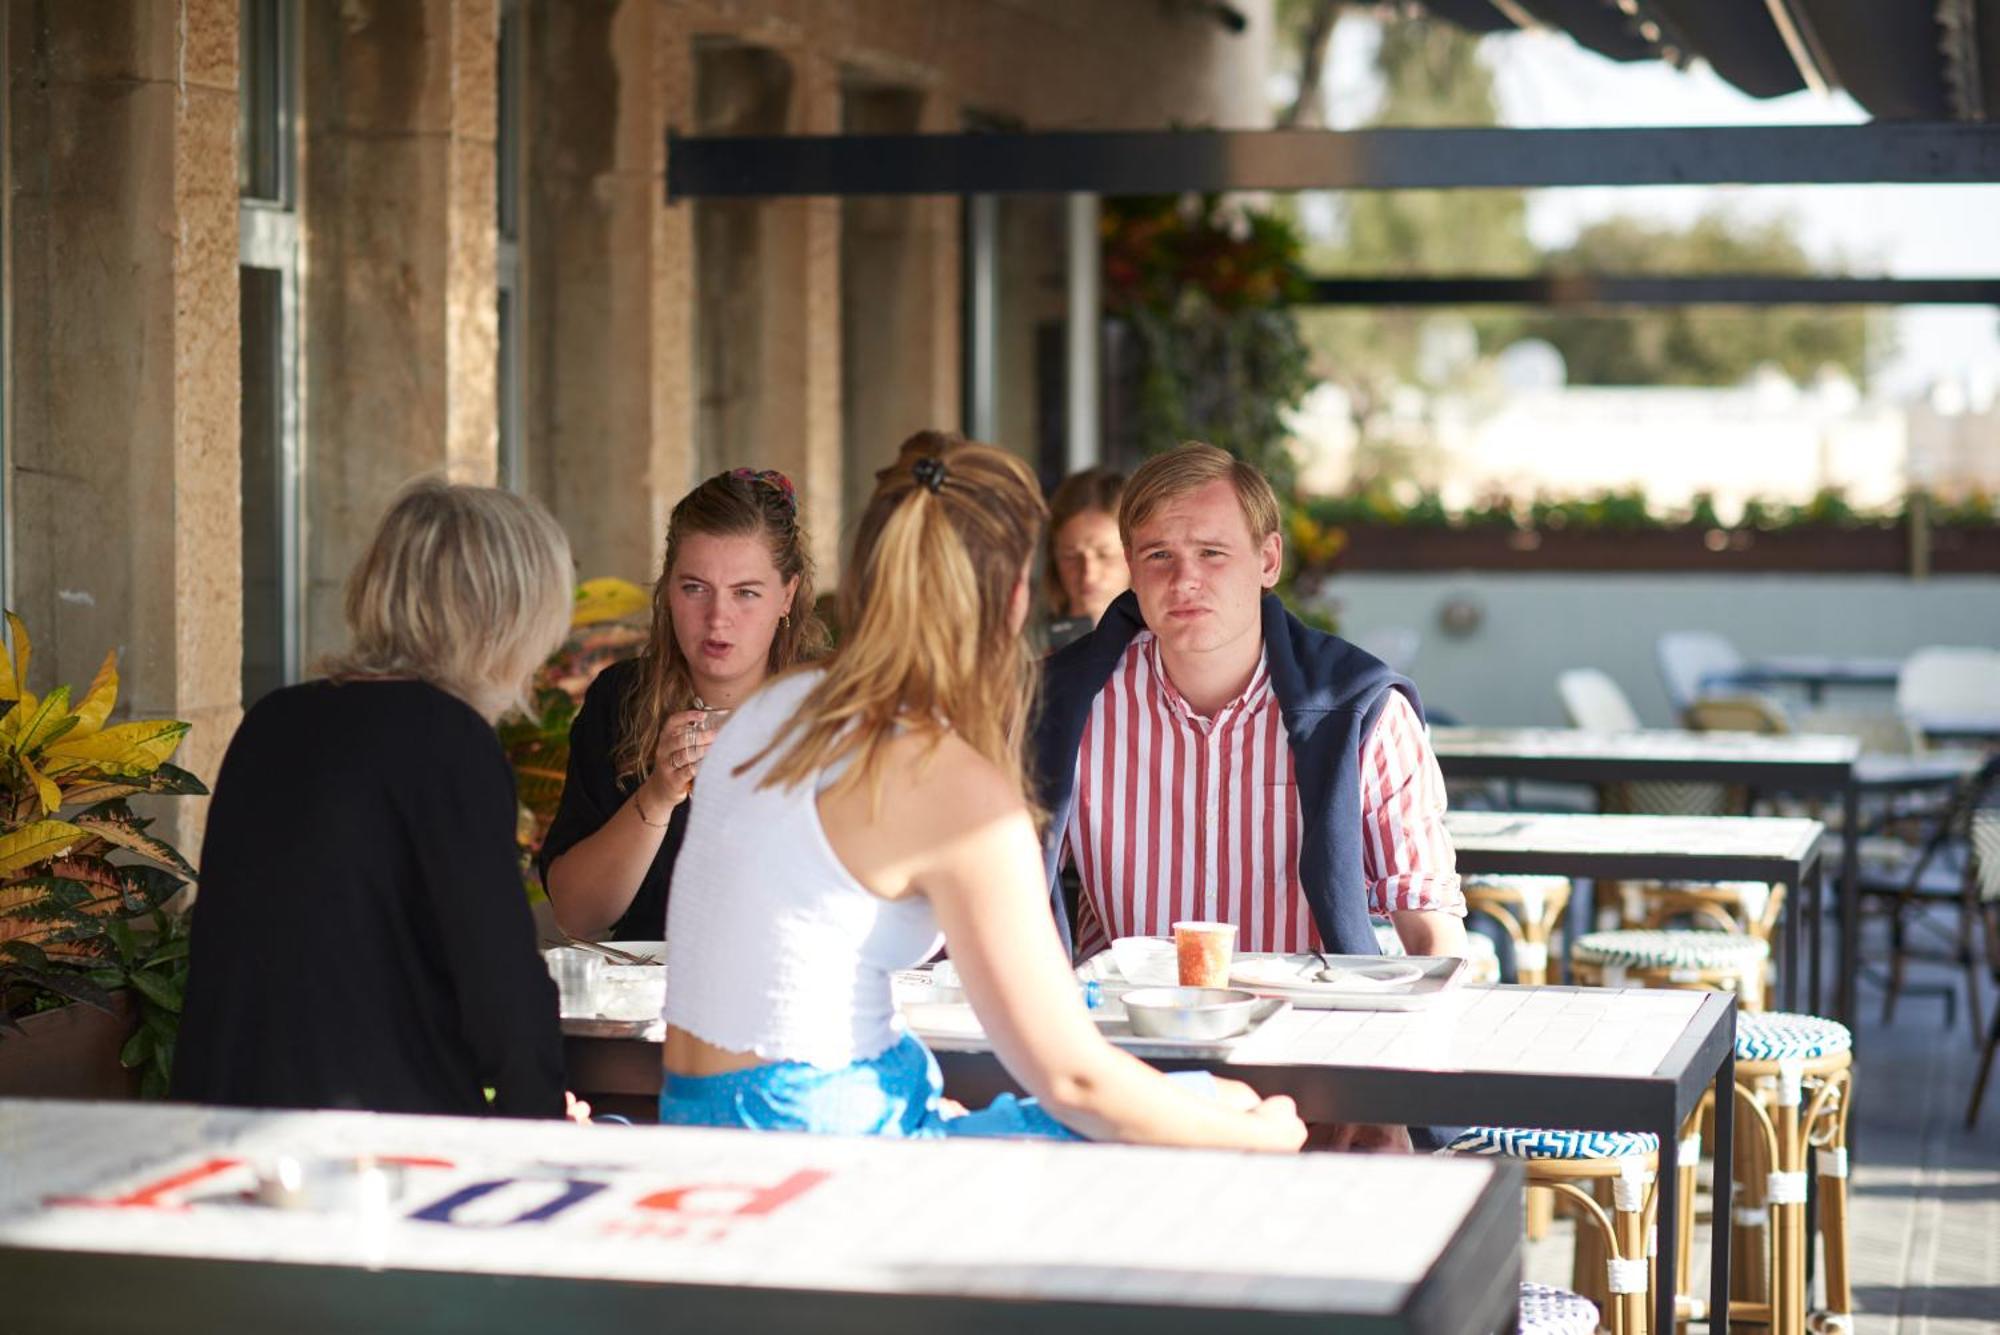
[1173,921,1236,989]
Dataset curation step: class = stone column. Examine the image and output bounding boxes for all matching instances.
[5,0,242,851]
[839,84,962,531]
[300,0,499,662]
[523,0,689,587]
[648,3,697,566]
[779,52,844,578]
[688,38,843,579]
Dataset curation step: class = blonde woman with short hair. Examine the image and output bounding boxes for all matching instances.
[656,432,1305,1149]
[174,481,579,1119]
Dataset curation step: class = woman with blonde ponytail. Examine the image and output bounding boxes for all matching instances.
[657,432,1306,1150]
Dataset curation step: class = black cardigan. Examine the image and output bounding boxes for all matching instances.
[172,679,566,1118]
[536,658,687,942]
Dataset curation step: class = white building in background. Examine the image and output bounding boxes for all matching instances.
[1289,346,1927,518]
[1906,372,2000,497]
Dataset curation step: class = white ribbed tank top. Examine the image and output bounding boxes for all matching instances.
[663,670,944,1067]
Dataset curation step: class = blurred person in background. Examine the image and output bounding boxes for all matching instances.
[1043,467,1129,651]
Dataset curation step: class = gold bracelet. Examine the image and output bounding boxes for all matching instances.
[632,791,672,829]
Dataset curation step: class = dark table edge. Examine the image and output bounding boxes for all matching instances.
[1436,753,1855,790]
[0,1246,1445,1335]
[1401,1159,1523,1335]
[1451,849,1809,886]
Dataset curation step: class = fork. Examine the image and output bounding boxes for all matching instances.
[564,938,654,966]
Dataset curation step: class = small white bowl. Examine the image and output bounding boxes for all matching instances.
[1119,986,1263,1040]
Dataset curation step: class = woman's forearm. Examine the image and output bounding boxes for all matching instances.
[544,793,669,938]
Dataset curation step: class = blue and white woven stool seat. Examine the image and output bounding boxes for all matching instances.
[1736,1011,1853,1062]
[1519,1281,1601,1335]
[1574,928,1768,971]
[1444,1126,1660,1159]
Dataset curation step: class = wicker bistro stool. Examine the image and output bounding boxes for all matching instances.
[1445,1127,1661,1335]
[1519,1281,1602,1335]
[1617,880,1784,945]
[1465,874,1573,985]
[1727,1011,1856,1335]
[1571,929,1771,1012]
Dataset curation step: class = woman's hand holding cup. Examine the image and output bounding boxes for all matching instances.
[644,708,719,811]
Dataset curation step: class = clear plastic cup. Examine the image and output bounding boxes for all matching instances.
[544,946,605,1017]
[1172,921,1237,989]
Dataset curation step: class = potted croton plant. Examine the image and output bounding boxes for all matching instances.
[0,614,206,1099]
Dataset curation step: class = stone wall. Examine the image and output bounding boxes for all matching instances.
[2,0,1271,850]
[526,0,1273,585]
[5,0,243,852]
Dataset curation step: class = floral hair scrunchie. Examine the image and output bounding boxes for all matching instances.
[728,467,798,517]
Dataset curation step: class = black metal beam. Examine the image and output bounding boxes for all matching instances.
[666,122,2000,200]
[1305,275,2000,307]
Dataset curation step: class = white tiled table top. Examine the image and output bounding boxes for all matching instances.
[909,982,1710,1080]
[0,1098,1501,1317]
[1432,726,1860,768]
[1446,810,1824,864]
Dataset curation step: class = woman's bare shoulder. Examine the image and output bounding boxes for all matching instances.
[875,729,1028,831]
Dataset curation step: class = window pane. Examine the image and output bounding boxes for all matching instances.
[239,0,288,203]
[497,0,520,238]
[240,266,287,704]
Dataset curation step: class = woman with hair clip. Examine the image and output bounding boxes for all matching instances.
[173,482,577,1118]
[656,432,1306,1148]
[540,468,827,941]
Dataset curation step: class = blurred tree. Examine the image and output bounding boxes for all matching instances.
[1288,11,1884,496]
[1520,212,1878,387]
[1275,0,1342,128]
[1297,15,1533,489]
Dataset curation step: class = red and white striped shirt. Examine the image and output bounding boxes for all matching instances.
[1063,631,1462,957]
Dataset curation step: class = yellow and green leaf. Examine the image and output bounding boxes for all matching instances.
[18,753,61,817]
[0,820,86,876]
[68,651,118,740]
[6,612,28,696]
[44,719,188,773]
[14,686,76,756]
[0,611,25,702]
[572,577,650,629]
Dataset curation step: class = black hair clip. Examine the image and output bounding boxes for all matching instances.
[912,456,949,495]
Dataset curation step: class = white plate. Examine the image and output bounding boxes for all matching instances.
[1230,957,1426,991]
[1225,952,1466,1010]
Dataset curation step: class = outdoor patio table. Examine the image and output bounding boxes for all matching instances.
[1432,732,1885,1022]
[1445,807,1825,1013]
[1904,714,2000,747]
[1719,655,1903,703]
[0,1096,1521,1335]
[920,983,1738,1335]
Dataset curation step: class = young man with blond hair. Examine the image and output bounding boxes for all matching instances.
[1034,442,1467,969]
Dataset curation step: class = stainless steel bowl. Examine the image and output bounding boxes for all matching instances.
[1119,986,1263,1040]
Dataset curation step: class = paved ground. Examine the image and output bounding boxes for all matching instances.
[1522,944,2000,1332]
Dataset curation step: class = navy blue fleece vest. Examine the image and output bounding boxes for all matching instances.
[1033,590,1421,961]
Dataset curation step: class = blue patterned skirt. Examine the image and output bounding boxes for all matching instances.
[657,1031,1213,1140]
